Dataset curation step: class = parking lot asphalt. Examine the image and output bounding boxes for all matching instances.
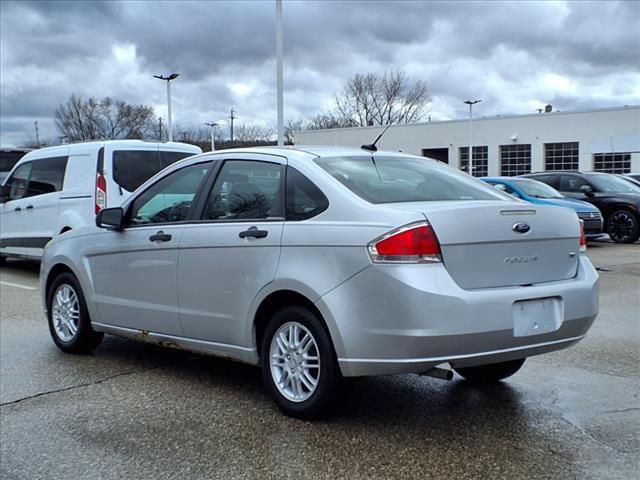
[1,241,638,480]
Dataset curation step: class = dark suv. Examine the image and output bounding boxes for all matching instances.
[523,172,640,243]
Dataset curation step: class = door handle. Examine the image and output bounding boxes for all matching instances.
[14,206,21,212]
[25,205,34,210]
[239,226,268,239]
[149,231,172,242]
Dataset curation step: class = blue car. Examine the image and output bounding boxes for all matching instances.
[482,176,604,239]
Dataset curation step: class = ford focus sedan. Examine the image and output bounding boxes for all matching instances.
[40,147,599,418]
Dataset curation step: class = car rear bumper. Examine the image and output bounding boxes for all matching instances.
[317,255,598,377]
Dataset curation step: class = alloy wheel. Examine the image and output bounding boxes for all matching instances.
[608,212,635,242]
[51,284,80,342]
[269,321,321,402]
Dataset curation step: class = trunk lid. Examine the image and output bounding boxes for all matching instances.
[388,201,581,289]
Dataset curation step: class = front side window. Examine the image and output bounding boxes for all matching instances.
[559,175,590,193]
[6,162,32,201]
[26,156,68,197]
[113,150,194,192]
[286,167,328,220]
[129,162,211,225]
[315,156,502,203]
[203,160,283,220]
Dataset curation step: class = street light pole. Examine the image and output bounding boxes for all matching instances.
[276,0,284,146]
[463,99,482,175]
[205,122,218,151]
[154,73,180,142]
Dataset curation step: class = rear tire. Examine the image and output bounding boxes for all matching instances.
[260,305,338,419]
[47,272,103,354]
[607,209,639,244]
[453,358,525,384]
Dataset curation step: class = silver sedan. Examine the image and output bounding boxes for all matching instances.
[40,147,598,418]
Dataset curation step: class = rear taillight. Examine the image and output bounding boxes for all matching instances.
[368,222,442,263]
[579,219,587,253]
[95,173,107,214]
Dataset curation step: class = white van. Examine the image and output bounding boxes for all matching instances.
[0,140,201,260]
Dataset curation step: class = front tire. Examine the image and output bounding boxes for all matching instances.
[260,305,338,419]
[47,272,103,354]
[607,209,639,243]
[453,358,525,384]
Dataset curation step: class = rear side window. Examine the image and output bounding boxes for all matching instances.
[532,174,559,189]
[203,160,283,220]
[286,167,328,220]
[315,156,502,203]
[113,150,194,192]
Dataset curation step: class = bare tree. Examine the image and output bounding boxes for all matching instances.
[234,123,274,143]
[54,95,154,141]
[309,69,430,129]
[284,119,304,144]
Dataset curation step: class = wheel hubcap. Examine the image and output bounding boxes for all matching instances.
[608,212,634,241]
[51,284,79,342]
[270,322,320,402]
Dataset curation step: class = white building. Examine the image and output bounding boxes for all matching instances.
[295,105,640,176]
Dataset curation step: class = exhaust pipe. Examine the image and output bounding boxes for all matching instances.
[419,367,454,381]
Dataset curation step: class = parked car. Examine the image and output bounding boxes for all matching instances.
[0,140,201,261]
[523,172,640,243]
[626,173,640,182]
[617,174,640,187]
[40,146,598,418]
[0,146,32,184]
[481,176,603,239]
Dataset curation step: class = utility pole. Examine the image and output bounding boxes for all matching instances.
[158,117,163,140]
[276,0,284,146]
[463,99,482,175]
[34,121,40,147]
[205,122,218,151]
[230,108,236,142]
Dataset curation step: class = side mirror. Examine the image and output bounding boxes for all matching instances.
[580,185,595,197]
[96,207,124,230]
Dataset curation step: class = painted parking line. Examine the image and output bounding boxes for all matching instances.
[0,281,37,291]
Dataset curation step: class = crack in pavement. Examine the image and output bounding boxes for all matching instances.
[0,366,162,407]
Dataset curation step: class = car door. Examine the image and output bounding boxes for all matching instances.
[178,154,286,348]
[88,160,213,336]
[0,162,32,253]
[21,156,69,245]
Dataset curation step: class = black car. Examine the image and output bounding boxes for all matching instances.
[523,172,640,243]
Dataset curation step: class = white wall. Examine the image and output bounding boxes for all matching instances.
[296,106,640,173]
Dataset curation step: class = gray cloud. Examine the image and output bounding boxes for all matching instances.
[1,0,638,145]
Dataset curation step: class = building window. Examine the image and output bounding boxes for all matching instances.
[500,144,531,176]
[459,146,488,177]
[593,153,631,174]
[545,142,579,171]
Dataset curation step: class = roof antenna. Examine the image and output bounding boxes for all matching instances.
[361,123,392,152]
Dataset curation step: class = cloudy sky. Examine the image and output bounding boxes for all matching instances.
[1,0,638,145]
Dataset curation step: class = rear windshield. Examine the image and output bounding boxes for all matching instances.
[315,156,503,203]
[113,150,195,192]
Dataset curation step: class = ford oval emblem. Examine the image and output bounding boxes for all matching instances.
[513,222,531,234]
